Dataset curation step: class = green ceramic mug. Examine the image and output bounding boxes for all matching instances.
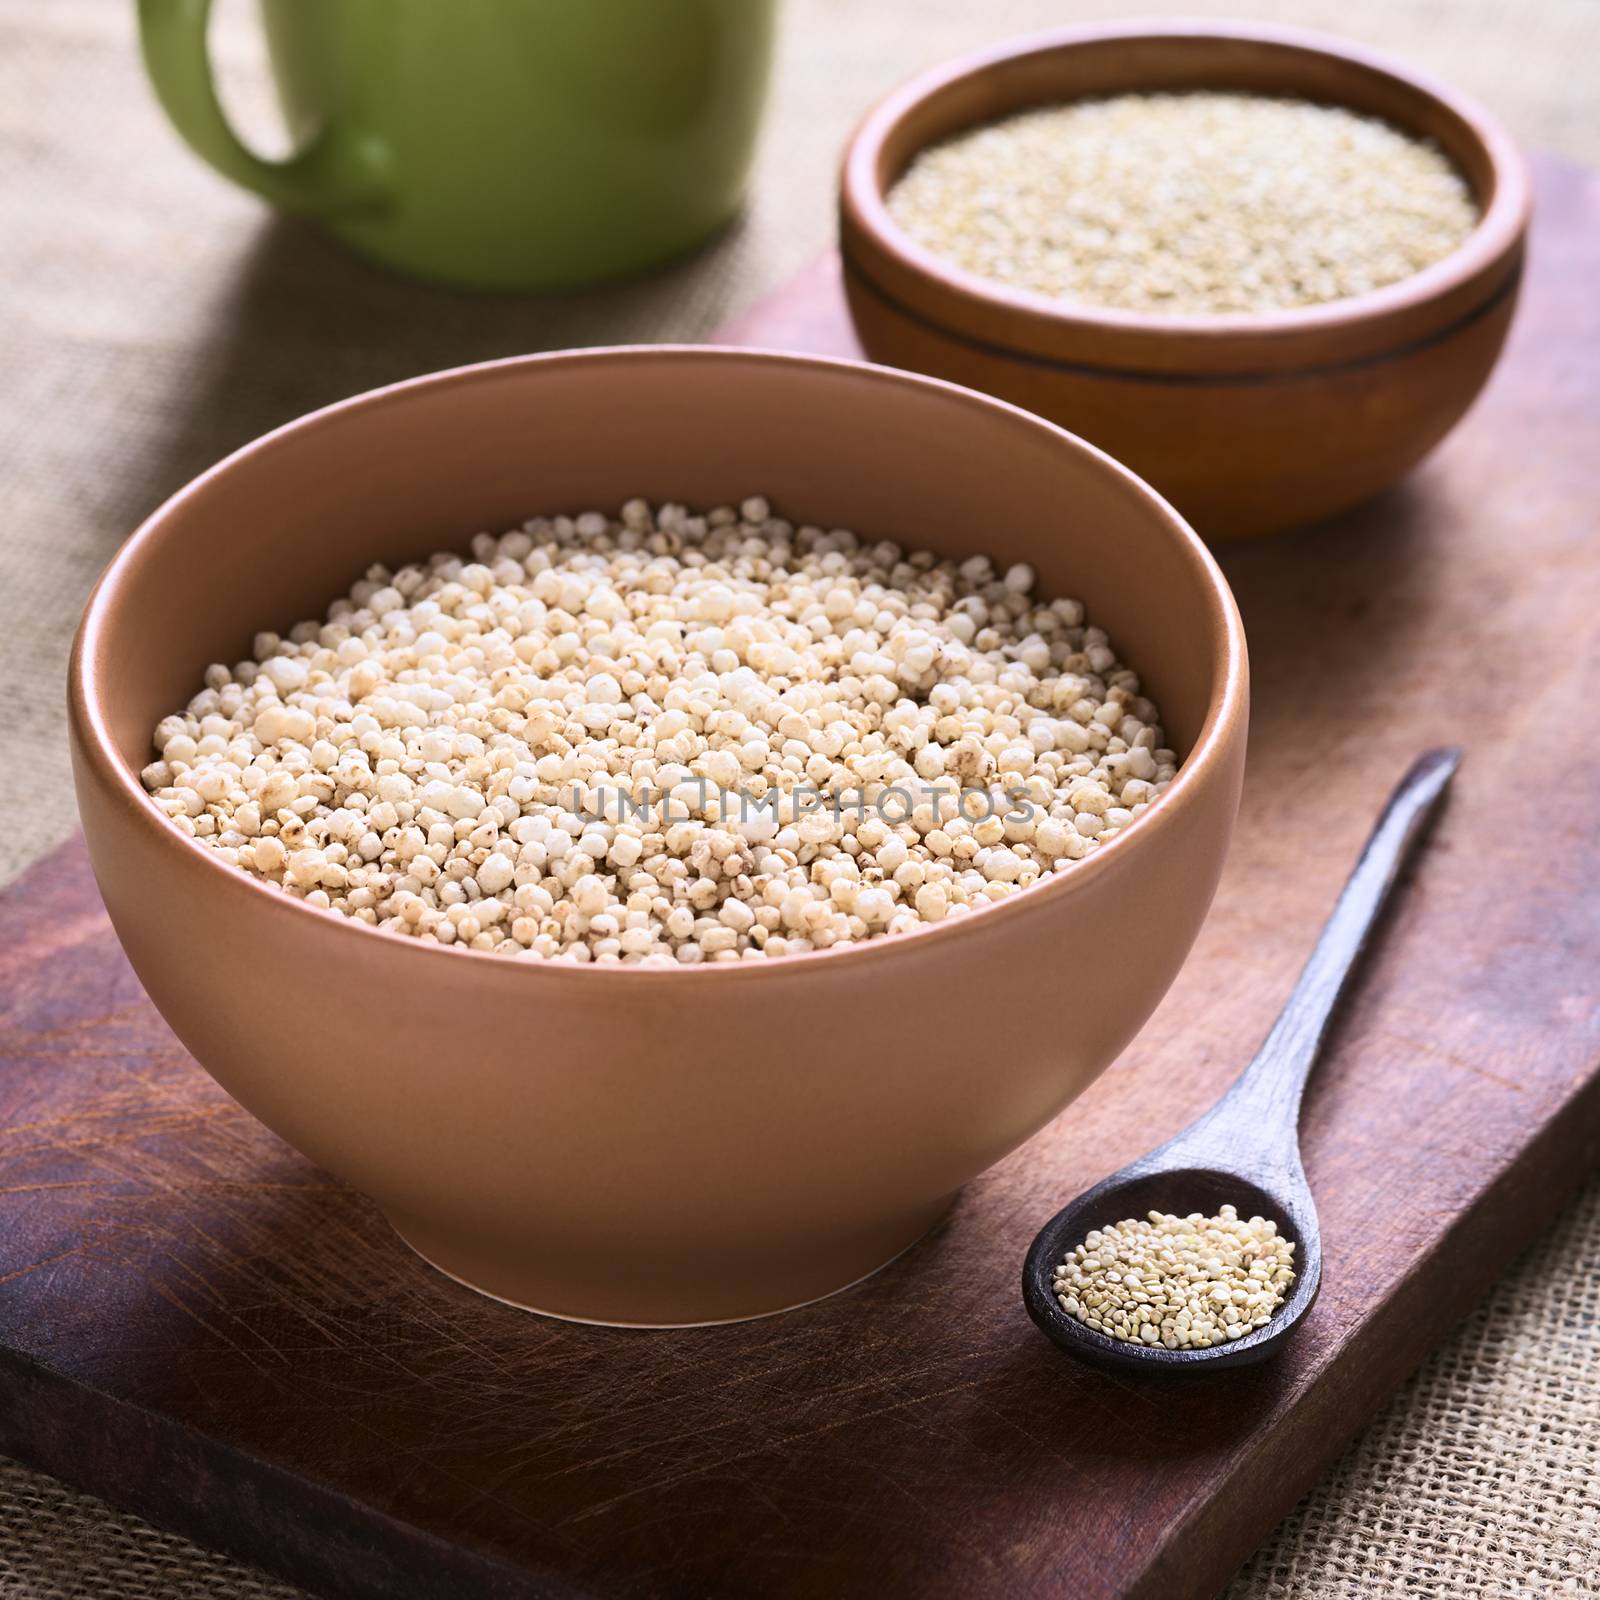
[137,0,778,290]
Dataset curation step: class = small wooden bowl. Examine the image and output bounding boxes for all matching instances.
[839,20,1532,541]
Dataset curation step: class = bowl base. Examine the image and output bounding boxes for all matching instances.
[386,1199,954,1328]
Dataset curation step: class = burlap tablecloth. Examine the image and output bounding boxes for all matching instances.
[2,2,1596,1595]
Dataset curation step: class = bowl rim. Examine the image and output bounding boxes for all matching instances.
[840,16,1532,356]
[69,344,1247,986]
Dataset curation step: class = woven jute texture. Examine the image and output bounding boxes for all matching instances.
[1,1,1597,1596]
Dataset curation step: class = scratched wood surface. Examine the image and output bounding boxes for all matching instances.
[1,157,1598,1600]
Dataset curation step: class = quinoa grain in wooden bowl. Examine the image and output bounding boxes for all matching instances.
[840,20,1531,541]
[70,347,1246,1327]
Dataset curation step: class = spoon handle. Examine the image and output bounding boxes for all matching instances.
[1217,746,1462,1130]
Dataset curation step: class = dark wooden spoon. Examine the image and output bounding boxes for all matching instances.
[1022,747,1462,1372]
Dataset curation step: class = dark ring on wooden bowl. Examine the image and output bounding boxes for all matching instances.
[841,246,1525,388]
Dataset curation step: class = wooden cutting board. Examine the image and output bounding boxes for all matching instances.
[2,156,1597,1600]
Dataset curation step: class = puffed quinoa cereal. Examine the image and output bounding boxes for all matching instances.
[141,499,1178,964]
[888,92,1479,315]
[1054,1205,1297,1349]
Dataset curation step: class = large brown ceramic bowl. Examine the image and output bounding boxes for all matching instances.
[69,347,1247,1326]
[840,20,1531,541]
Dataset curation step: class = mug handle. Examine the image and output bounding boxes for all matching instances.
[137,0,389,215]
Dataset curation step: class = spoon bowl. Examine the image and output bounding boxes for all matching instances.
[1022,1166,1323,1372]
